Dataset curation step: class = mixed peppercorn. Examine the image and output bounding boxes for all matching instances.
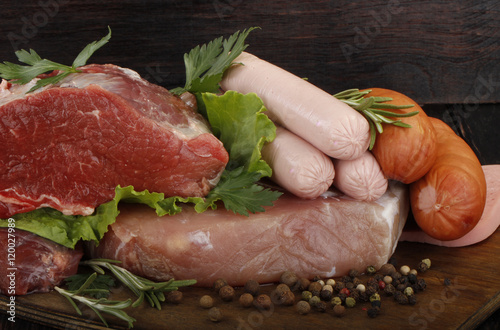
[179,258,431,322]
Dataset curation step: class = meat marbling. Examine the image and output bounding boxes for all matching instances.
[91,181,409,286]
[0,228,83,295]
[0,64,228,218]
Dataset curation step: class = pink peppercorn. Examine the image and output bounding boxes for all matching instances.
[378,280,386,290]
[340,288,350,297]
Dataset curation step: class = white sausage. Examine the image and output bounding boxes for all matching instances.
[261,126,335,199]
[332,151,388,201]
[220,52,370,160]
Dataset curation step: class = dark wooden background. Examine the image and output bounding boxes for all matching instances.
[0,1,499,328]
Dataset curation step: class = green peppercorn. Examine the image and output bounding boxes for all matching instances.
[404,286,414,297]
[208,307,223,322]
[280,271,298,288]
[301,290,313,301]
[421,258,431,269]
[219,285,235,302]
[345,297,356,308]
[309,295,321,307]
[239,293,254,308]
[296,300,311,315]
[244,279,260,296]
[199,295,214,309]
[369,293,381,302]
[333,304,346,317]
[331,296,342,306]
[166,290,183,304]
[366,265,377,275]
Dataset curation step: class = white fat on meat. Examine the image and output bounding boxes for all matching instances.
[89,180,409,286]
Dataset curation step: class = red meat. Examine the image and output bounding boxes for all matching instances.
[0,228,83,295]
[0,64,228,218]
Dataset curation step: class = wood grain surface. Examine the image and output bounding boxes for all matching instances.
[0,0,499,104]
[1,224,500,329]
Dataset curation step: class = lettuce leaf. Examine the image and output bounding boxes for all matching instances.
[0,186,204,249]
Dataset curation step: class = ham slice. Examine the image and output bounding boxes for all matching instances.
[400,165,500,247]
[90,181,409,286]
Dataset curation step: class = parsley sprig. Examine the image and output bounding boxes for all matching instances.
[0,27,111,93]
[333,88,419,149]
[57,259,196,328]
[171,27,259,95]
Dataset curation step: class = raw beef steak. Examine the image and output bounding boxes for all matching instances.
[90,181,409,286]
[0,228,83,295]
[0,64,228,218]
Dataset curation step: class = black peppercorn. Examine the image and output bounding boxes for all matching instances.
[371,299,382,309]
[391,272,402,282]
[366,277,378,287]
[352,277,362,287]
[348,269,360,278]
[408,294,417,306]
[367,307,380,318]
[373,274,384,282]
[393,291,409,305]
[408,273,418,284]
[333,281,345,292]
[350,289,361,302]
[341,275,352,283]
[384,283,396,296]
[417,278,427,291]
[315,300,328,313]
[320,288,333,301]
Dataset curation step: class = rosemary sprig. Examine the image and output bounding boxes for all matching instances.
[80,259,197,310]
[0,26,111,93]
[55,273,136,328]
[333,88,419,150]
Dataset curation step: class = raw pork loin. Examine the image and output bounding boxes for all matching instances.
[0,228,83,295]
[0,65,228,218]
[91,181,409,286]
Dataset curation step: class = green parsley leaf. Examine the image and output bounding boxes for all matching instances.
[0,26,111,93]
[64,273,115,299]
[171,27,259,95]
[195,167,282,216]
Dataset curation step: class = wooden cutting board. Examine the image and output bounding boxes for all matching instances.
[2,226,500,329]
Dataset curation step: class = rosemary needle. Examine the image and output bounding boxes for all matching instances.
[333,88,419,150]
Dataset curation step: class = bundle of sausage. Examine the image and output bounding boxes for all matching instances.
[221,52,491,243]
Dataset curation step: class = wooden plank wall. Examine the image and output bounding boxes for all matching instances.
[0,0,498,163]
